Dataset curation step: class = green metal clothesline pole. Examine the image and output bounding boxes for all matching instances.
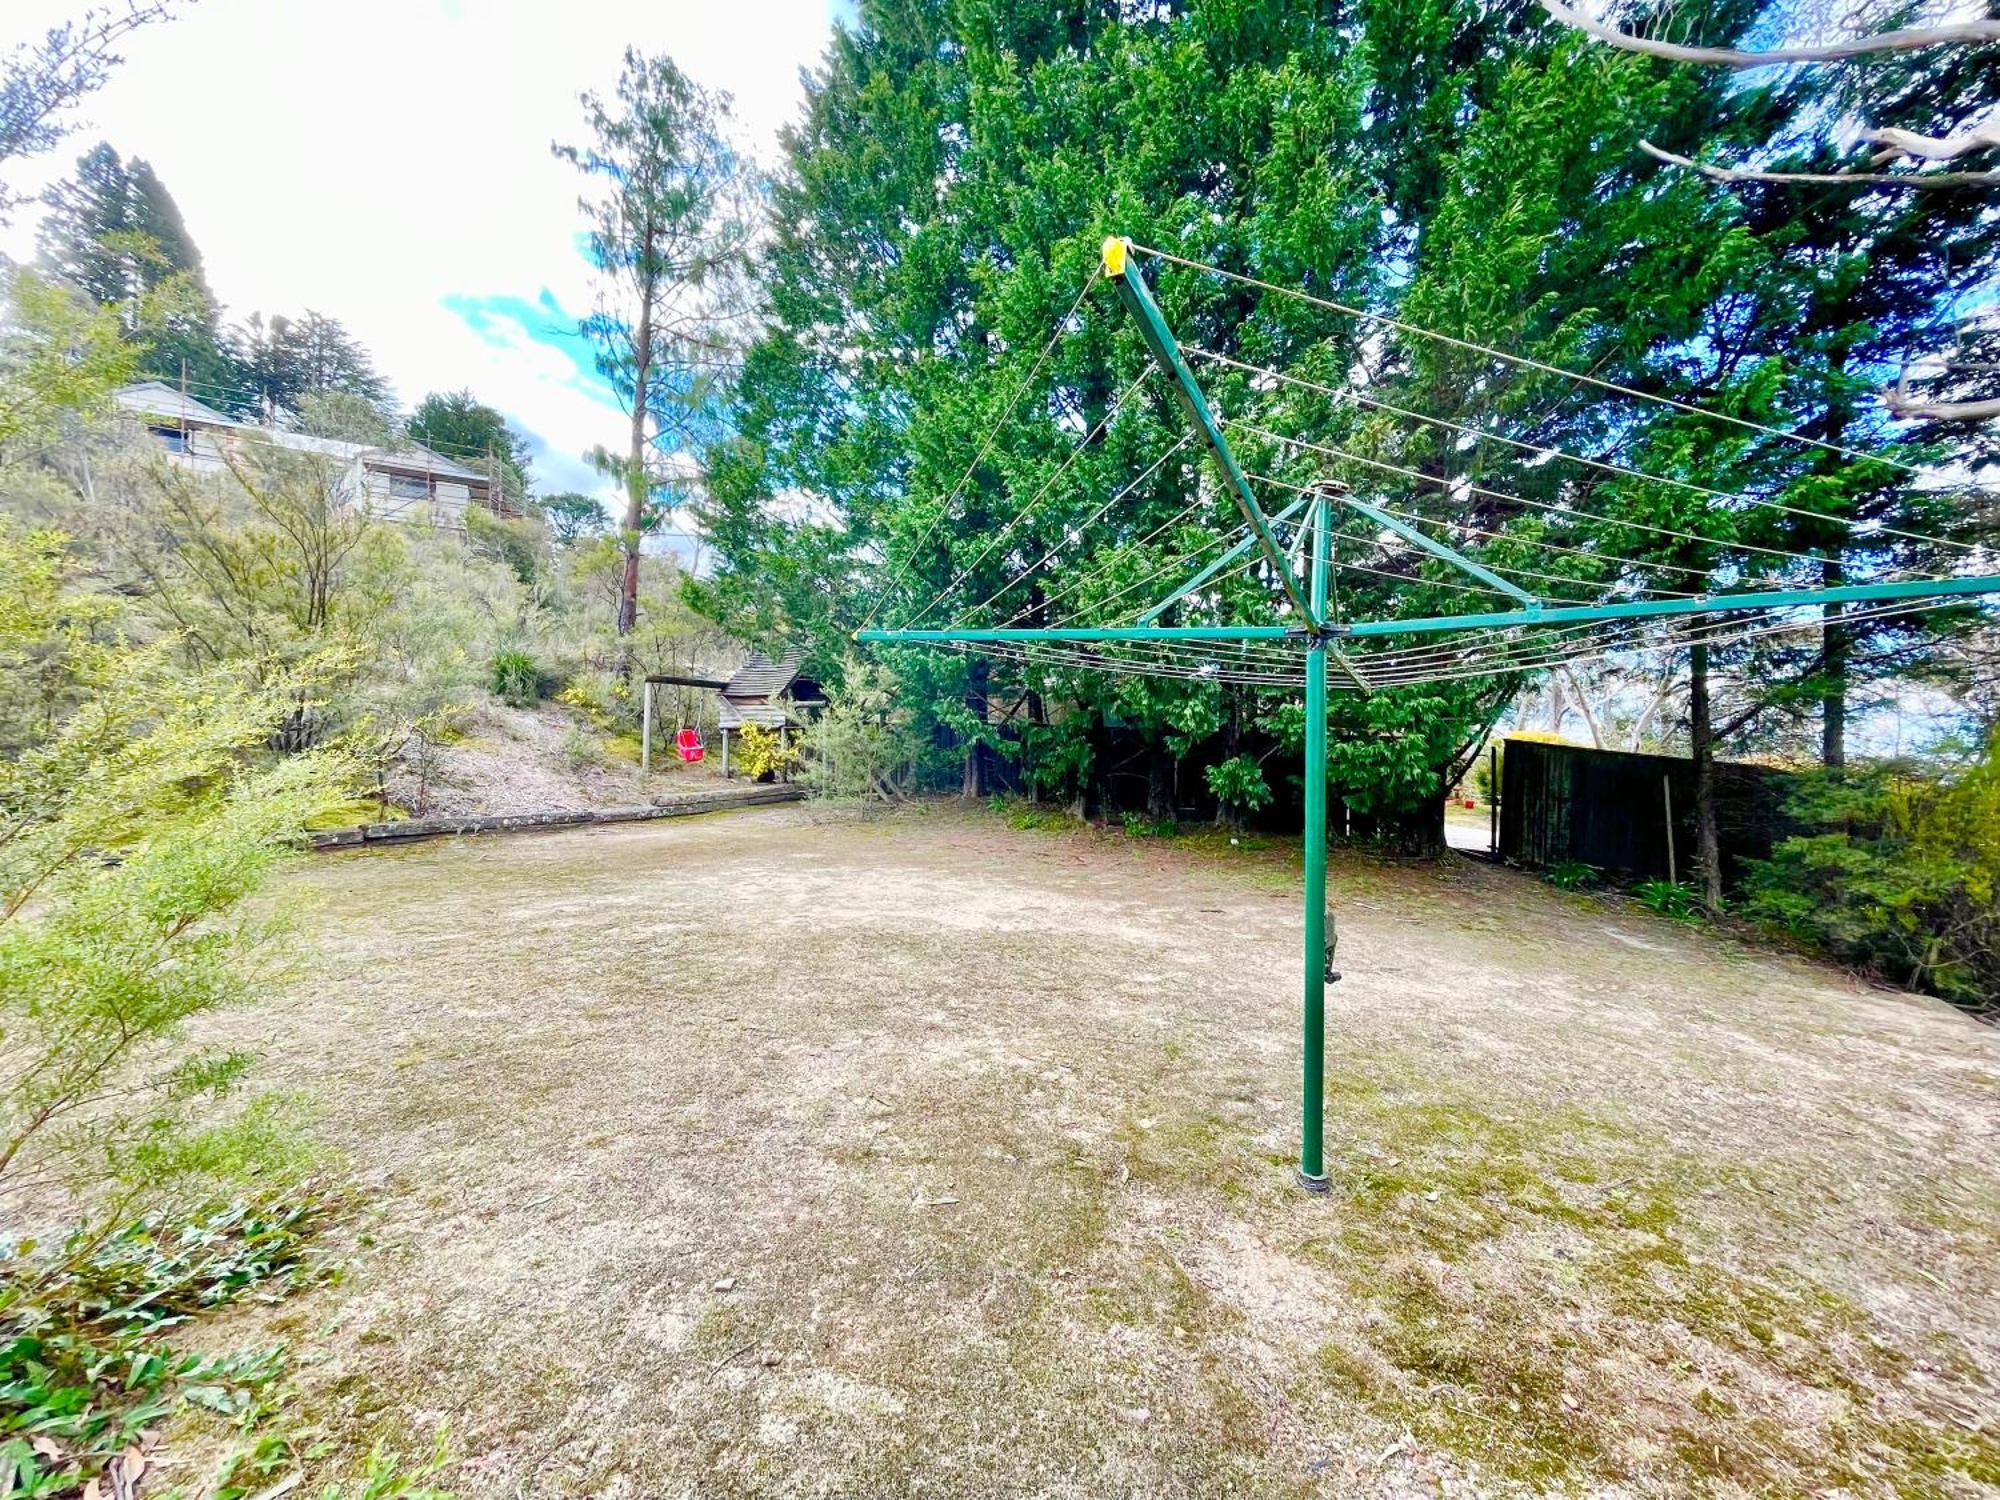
[1101,238,1315,623]
[1299,490,1332,1192]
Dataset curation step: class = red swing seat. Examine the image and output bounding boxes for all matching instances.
[675,726,705,763]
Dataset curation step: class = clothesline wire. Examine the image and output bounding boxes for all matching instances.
[1189,347,1989,558]
[905,366,1154,628]
[949,431,1193,627]
[1129,242,1986,489]
[1241,471,1692,602]
[1246,467,1936,601]
[1226,420,1961,582]
[860,266,1102,633]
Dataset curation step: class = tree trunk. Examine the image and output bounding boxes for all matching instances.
[617,251,656,641]
[1146,741,1175,824]
[961,655,989,798]
[1024,687,1046,803]
[1689,638,1723,911]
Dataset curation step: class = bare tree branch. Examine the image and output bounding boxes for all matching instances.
[1639,139,2000,190]
[1866,118,2000,165]
[1881,389,2000,422]
[1540,0,2000,67]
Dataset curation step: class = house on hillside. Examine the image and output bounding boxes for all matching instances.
[114,381,498,527]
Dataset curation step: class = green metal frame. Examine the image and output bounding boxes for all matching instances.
[856,234,2000,1197]
[1137,493,1311,625]
[1103,237,1314,621]
[1339,496,1539,606]
[1299,492,1331,1190]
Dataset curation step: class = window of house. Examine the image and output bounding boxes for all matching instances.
[388,473,430,500]
[147,424,189,454]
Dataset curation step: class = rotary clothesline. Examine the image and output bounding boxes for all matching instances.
[878,340,1979,647]
[919,593,1974,693]
[856,236,2000,1194]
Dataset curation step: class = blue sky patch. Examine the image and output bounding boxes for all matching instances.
[442,290,620,411]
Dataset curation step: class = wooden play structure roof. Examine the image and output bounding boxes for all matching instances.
[716,652,824,731]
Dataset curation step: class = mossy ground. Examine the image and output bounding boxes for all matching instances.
[215,803,1999,1497]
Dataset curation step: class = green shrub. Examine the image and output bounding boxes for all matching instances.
[1547,859,1600,891]
[556,669,629,729]
[735,723,800,783]
[801,662,941,801]
[465,503,547,587]
[1120,810,1177,838]
[0,1188,341,1497]
[1744,744,2000,1012]
[490,646,541,706]
[1633,879,1703,921]
[0,525,354,1225]
[559,724,605,772]
[1204,754,1272,826]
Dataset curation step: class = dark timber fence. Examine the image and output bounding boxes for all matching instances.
[1498,738,1798,891]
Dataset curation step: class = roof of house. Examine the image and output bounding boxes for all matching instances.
[113,382,486,483]
[116,380,239,428]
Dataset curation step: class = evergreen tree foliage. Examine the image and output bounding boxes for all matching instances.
[554,47,754,637]
[0,2,180,225]
[694,0,1993,847]
[540,491,610,544]
[36,140,241,401]
[234,309,389,422]
[405,388,534,503]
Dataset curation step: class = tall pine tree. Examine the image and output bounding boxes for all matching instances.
[37,141,241,401]
[695,0,1990,850]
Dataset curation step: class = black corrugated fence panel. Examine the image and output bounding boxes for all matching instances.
[1499,739,1798,890]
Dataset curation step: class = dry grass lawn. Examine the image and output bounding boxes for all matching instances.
[222,804,1999,1497]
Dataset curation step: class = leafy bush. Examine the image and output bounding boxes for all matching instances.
[1120,810,1177,838]
[0,1188,341,1497]
[465,503,547,587]
[490,646,542,706]
[1633,879,1702,922]
[735,723,800,783]
[1745,746,2000,1012]
[801,662,940,801]
[558,724,605,772]
[0,525,354,1223]
[1547,859,1600,891]
[1204,754,1272,826]
[556,669,629,729]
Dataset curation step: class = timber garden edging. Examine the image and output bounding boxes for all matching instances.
[309,784,806,850]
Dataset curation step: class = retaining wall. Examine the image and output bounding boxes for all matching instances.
[310,785,806,850]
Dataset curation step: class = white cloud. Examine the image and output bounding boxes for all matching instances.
[2,0,838,501]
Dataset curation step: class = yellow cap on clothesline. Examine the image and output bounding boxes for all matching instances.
[1100,236,1127,277]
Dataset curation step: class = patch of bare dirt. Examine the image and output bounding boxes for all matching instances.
[384,702,732,817]
[214,806,1999,1497]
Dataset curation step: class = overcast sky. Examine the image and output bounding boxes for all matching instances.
[1,0,843,498]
